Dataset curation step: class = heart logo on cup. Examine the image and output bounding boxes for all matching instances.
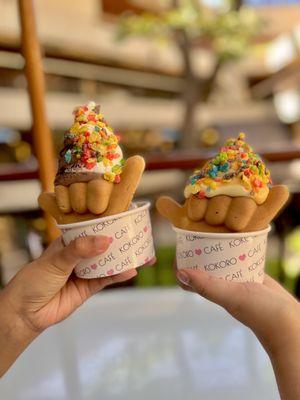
[195,249,202,256]
[143,226,148,233]
[239,254,246,261]
[91,264,97,270]
[107,269,114,276]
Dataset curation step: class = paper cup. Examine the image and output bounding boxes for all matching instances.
[173,226,271,283]
[58,202,155,279]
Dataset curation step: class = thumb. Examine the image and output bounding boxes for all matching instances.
[44,236,110,276]
[176,268,247,312]
[156,196,184,226]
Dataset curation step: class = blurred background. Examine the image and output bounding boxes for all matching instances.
[1,0,300,295]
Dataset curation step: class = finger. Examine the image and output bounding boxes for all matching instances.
[69,183,87,214]
[245,185,289,231]
[176,273,195,293]
[102,156,145,216]
[38,192,63,221]
[40,237,64,258]
[87,269,138,294]
[55,185,71,213]
[177,279,196,293]
[145,257,156,266]
[187,196,208,221]
[46,236,110,276]
[156,196,185,227]
[86,179,113,214]
[205,196,232,226]
[173,260,196,292]
[176,268,249,312]
[225,197,257,231]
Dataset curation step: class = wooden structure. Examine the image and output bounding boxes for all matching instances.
[18,0,59,241]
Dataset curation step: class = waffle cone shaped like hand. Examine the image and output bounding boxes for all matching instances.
[156,185,289,233]
[39,156,145,225]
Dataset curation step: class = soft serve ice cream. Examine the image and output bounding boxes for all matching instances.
[156,132,289,283]
[55,101,124,186]
[184,133,271,205]
[38,101,154,279]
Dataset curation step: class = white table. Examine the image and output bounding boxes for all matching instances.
[0,288,279,400]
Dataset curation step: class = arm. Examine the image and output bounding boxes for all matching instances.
[269,311,300,400]
[0,236,137,377]
[176,269,300,400]
[0,296,38,377]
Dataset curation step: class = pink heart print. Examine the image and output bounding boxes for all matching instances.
[239,254,246,261]
[143,226,148,233]
[91,264,97,270]
[107,269,114,276]
[195,249,202,256]
[108,237,114,244]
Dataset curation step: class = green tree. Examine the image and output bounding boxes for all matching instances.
[117,0,260,148]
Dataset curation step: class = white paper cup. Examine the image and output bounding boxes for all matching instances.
[58,202,155,279]
[173,226,271,283]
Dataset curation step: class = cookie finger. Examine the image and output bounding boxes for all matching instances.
[245,185,289,231]
[187,196,208,221]
[156,196,185,227]
[204,195,232,226]
[103,155,145,216]
[39,192,62,221]
[69,183,87,214]
[225,197,257,231]
[55,185,71,213]
[86,179,113,214]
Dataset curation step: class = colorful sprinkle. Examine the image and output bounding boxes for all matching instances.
[60,102,123,183]
[184,133,271,201]
[197,190,206,199]
[64,149,72,164]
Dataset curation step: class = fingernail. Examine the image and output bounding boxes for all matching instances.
[176,271,190,286]
[93,236,110,250]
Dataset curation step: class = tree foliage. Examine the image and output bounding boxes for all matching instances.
[117,0,261,61]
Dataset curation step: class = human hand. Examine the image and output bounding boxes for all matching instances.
[176,267,300,400]
[2,236,137,333]
[156,185,289,232]
[0,235,137,376]
[38,156,145,225]
[176,268,299,353]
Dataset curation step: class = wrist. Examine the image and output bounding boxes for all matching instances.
[269,325,300,361]
[0,288,39,338]
[259,304,300,358]
[0,290,39,377]
[267,316,300,400]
